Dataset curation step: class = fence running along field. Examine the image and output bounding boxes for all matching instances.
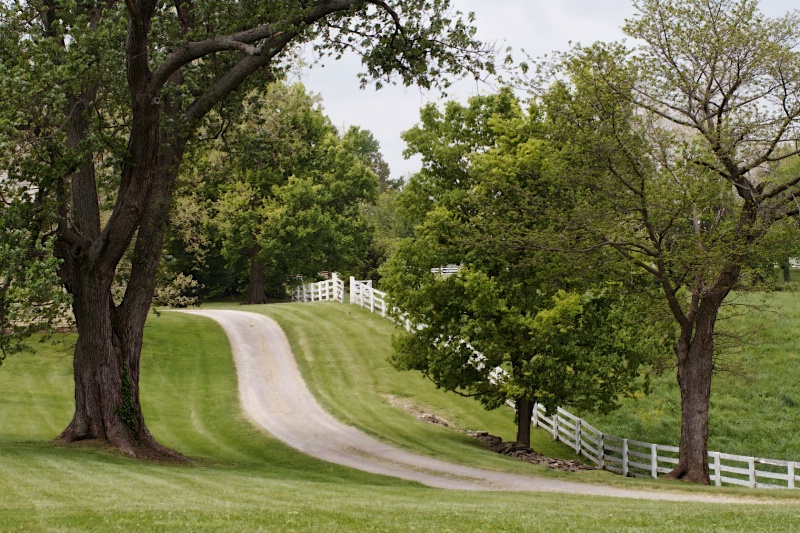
[291,276,800,489]
[291,273,345,303]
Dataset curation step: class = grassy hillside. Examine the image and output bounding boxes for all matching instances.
[209,301,575,463]
[1,305,799,531]
[577,291,800,460]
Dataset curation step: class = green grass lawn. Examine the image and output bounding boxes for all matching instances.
[1,304,800,531]
[208,301,576,466]
[575,290,800,461]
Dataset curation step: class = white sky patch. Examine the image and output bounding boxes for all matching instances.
[299,0,797,180]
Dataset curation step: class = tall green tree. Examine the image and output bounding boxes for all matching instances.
[541,0,800,483]
[341,126,395,190]
[0,0,490,457]
[381,92,668,447]
[191,82,379,303]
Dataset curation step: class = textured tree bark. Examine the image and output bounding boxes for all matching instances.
[665,273,735,484]
[55,140,187,459]
[244,254,269,305]
[54,46,188,456]
[515,397,534,447]
[666,322,715,484]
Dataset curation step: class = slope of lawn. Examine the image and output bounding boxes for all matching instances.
[576,290,800,461]
[0,306,799,531]
[207,300,577,468]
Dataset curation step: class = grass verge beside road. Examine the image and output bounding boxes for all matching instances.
[0,306,798,531]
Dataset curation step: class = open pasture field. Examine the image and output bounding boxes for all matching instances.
[1,303,799,531]
[577,290,800,461]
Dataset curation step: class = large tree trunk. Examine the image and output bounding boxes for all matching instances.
[56,142,187,459]
[515,397,534,447]
[57,272,131,450]
[667,318,715,484]
[665,268,737,484]
[244,253,269,305]
[57,281,182,459]
[55,61,188,458]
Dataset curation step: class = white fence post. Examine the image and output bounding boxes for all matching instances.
[749,457,756,488]
[532,403,539,428]
[332,273,342,302]
[598,433,605,470]
[713,452,721,487]
[622,439,629,477]
[552,414,559,441]
[790,463,796,489]
[575,419,582,455]
[651,443,658,478]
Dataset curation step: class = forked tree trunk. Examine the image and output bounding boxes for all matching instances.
[516,397,534,447]
[55,105,188,459]
[244,254,269,305]
[666,273,735,484]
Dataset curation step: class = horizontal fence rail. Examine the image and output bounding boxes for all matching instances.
[349,277,388,318]
[430,264,460,276]
[291,273,344,303]
[291,276,800,490]
[530,404,800,488]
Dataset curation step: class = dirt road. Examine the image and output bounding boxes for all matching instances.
[182,309,775,503]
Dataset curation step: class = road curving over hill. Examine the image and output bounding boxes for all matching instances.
[181,309,777,504]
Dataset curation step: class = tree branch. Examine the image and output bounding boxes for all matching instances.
[148,25,279,93]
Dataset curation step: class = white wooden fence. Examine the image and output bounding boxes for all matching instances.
[292,276,800,490]
[531,404,800,489]
[291,273,345,303]
[349,277,389,317]
[430,264,461,276]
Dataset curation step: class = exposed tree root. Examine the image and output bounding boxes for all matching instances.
[665,463,710,485]
[56,423,188,463]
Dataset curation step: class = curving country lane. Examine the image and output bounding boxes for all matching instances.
[181,309,773,503]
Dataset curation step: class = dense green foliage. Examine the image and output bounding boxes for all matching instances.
[381,91,672,445]
[0,188,69,362]
[536,0,800,482]
[0,0,494,452]
[173,82,379,301]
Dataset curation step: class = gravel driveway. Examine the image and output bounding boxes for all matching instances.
[181,309,776,504]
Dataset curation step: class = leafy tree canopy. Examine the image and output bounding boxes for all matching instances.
[382,91,671,446]
[533,0,800,483]
[0,0,492,455]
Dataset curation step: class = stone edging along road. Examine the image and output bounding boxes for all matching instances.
[180,309,779,504]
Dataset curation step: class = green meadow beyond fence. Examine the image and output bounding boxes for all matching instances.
[291,275,800,490]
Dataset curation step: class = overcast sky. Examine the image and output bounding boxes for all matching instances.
[298,0,796,180]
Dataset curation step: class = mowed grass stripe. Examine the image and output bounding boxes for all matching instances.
[2,305,800,531]
[239,302,620,474]
[0,336,74,440]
